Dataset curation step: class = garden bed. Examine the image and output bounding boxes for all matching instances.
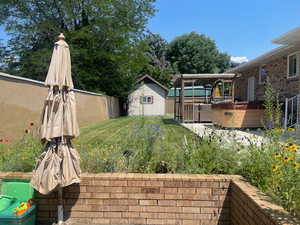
[0,116,300,220]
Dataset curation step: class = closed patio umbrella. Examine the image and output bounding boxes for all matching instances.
[30,33,81,225]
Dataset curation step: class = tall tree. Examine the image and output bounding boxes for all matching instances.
[0,40,6,71]
[0,0,156,97]
[167,32,230,74]
[142,33,174,87]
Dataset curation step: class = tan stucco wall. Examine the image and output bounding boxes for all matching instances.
[0,76,119,140]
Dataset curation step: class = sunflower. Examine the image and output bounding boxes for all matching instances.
[283,156,292,163]
[273,153,282,158]
[273,128,285,133]
[272,165,282,172]
[292,163,300,169]
[288,144,298,151]
[281,145,290,151]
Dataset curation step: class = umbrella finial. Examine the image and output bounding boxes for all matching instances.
[58,33,65,40]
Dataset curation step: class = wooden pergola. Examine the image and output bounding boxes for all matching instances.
[173,73,237,122]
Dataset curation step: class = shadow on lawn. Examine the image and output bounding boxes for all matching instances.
[162,118,178,125]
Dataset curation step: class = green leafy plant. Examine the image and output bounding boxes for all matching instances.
[263,77,283,128]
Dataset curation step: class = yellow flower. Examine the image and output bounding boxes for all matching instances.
[273,153,282,158]
[273,128,285,133]
[292,163,300,169]
[288,144,298,151]
[272,165,282,172]
[281,145,289,150]
[283,156,292,163]
[103,158,107,161]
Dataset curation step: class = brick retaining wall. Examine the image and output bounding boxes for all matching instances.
[0,173,298,225]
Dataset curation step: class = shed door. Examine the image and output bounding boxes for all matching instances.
[247,76,255,101]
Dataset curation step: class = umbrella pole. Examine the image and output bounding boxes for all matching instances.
[58,187,64,225]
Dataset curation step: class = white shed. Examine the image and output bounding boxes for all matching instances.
[128,75,168,116]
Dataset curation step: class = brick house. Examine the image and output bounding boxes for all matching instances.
[229,26,300,128]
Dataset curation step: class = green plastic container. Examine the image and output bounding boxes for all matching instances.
[0,179,36,225]
[0,195,16,211]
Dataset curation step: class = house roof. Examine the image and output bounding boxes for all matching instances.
[135,75,169,91]
[272,26,300,45]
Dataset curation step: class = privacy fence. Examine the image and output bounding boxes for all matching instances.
[0,73,120,140]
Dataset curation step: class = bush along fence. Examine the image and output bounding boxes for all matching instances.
[0,173,299,225]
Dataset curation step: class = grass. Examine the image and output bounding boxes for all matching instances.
[0,116,300,218]
[0,116,195,173]
[75,116,196,173]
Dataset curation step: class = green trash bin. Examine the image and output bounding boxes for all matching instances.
[0,179,36,225]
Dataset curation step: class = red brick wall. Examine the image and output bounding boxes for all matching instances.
[0,173,298,225]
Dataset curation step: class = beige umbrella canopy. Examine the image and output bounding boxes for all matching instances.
[30,33,81,224]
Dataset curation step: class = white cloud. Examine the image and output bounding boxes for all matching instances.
[230,56,249,64]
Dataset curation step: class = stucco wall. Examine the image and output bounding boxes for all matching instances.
[235,56,300,102]
[128,83,166,116]
[0,74,120,140]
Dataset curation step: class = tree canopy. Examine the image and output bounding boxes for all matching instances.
[167,32,230,74]
[0,0,156,97]
[141,33,174,88]
[0,2,233,98]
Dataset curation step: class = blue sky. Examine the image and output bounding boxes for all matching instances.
[1,0,300,62]
[148,0,300,62]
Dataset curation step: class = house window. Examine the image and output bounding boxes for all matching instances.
[288,53,299,78]
[259,65,268,84]
[140,96,153,104]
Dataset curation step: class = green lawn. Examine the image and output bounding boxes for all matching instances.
[0,116,196,173]
[75,116,196,173]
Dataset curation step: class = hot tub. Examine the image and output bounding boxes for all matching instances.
[211,101,264,128]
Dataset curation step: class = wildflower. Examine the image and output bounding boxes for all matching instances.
[288,128,295,132]
[30,122,34,126]
[282,144,292,151]
[272,165,282,172]
[273,153,282,158]
[292,163,300,169]
[288,144,298,151]
[4,140,9,143]
[25,129,30,134]
[283,156,292,163]
[273,128,285,133]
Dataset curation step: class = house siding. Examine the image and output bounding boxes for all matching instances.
[128,83,166,116]
[235,56,300,102]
